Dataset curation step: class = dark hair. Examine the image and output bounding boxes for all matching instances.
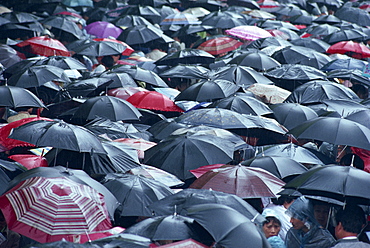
[340,153,364,170]
[335,204,366,234]
[101,56,115,69]
[272,195,296,205]
[263,216,281,227]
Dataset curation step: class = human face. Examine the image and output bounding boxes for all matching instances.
[313,204,330,227]
[263,220,281,238]
[290,217,308,232]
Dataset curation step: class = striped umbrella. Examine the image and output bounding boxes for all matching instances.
[0,176,112,243]
[197,36,243,55]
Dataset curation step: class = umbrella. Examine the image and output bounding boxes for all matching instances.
[183,7,211,18]
[127,91,184,113]
[155,49,215,66]
[335,6,370,27]
[8,119,106,154]
[345,109,370,129]
[113,14,153,28]
[208,93,273,116]
[241,156,308,180]
[34,56,87,71]
[270,103,318,130]
[288,117,370,150]
[323,29,368,44]
[124,215,195,242]
[129,164,183,187]
[197,36,243,56]
[0,12,40,24]
[147,119,188,142]
[315,99,368,117]
[69,95,142,124]
[0,176,112,243]
[185,204,270,248]
[144,134,235,180]
[159,65,210,80]
[0,86,45,108]
[93,38,134,57]
[8,154,48,169]
[74,40,127,57]
[0,44,21,68]
[90,232,152,247]
[290,37,330,53]
[284,165,370,204]
[245,83,291,104]
[247,36,292,49]
[210,65,274,87]
[40,16,83,40]
[114,138,156,160]
[174,79,240,102]
[284,80,359,104]
[227,52,281,71]
[110,5,162,24]
[62,0,94,7]
[225,25,272,41]
[147,188,265,224]
[0,159,26,189]
[201,13,247,29]
[321,58,368,71]
[99,73,137,89]
[85,21,123,39]
[16,36,70,57]
[108,87,148,100]
[255,143,325,165]
[117,24,172,45]
[326,41,370,59]
[101,173,173,217]
[7,65,70,88]
[161,12,201,25]
[189,164,285,198]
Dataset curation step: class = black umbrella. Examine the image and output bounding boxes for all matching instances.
[286,15,314,25]
[8,119,107,154]
[174,79,240,102]
[201,12,247,29]
[112,5,162,24]
[321,58,368,71]
[34,56,87,70]
[7,65,70,88]
[2,57,42,79]
[74,40,127,57]
[270,102,318,130]
[0,159,26,189]
[112,14,153,28]
[289,117,370,150]
[284,165,370,204]
[246,36,292,49]
[101,173,173,217]
[0,44,21,68]
[335,6,370,27]
[0,11,40,24]
[63,77,113,98]
[117,24,172,45]
[148,188,265,224]
[323,29,368,44]
[41,16,83,40]
[210,65,274,87]
[155,48,215,66]
[90,233,152,247]
[258,19,299,31]
[241,155,308,180]
[185,204,270,248]
[25,239,95,247]
[99,72,137,89]
[304,23,340,38]
[315,99,368,117]
[124,215,196,242]
[69,95,142,124]
[159,64,210,79]
[313,14,341,24]
[290,37,330,53]
[147,118,188,142]
[227,52,281,71]
[327,70,370,87]
[172,24,216,37]
[275,4,308,17]
[345,109,370,129]
[144,134,235,180]
[284,80,359,104]
[208,93,273,116]
[0,85,46,108]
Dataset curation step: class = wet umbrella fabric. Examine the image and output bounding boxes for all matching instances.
[74,40,127,57]
[225,25,272,41]
[197,36,243,56]
[288,117,370,150]
[0,176,112,243]
[16,36,70,57]
[284,165,370,204]
[127,91,184,112]
[117,24,172,45]
[323,29,368,44]
[321,58,368,71]
[189,165,285,198]
[0,44,21,68]
[0,86,46,108]
[35,56,87,71]
[148,188,265,224]
[290,38,330,53]
[8,119,106,154]
[326,41,370,59]
[264,64,327,83]
[85,21,123,39]
[227,52,281,71]
[144,134,235,180]
[335,6,370,27]
[155,49,215,66]
[41,16,84,40]
[101,173,173,217]
[0,159,26,188]
[159,65,210,80]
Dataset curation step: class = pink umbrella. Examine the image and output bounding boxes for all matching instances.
[225,25,272,41]
[190,164,225,178]
[8,154,48,169]
[114,138,156,159]
[108,87,149,100]
[85,21,123,39]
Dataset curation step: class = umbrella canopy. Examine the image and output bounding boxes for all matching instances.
[155,48,215,66]
[0,176,112,243]
[322,58,368,71]
[40,16,83,40]
[323,29,368,45]
[189,164,285,198]
[0,44,21,68]
[241,156,308,180]
[335,6,370,27]
[129,164,183,187]
[69,95,142,124]
[326,41,370,59]
[227,52,281,71]
[174,79,240,102]
[34,56,87,71]
[284,165,370,204]
[159,64,210,80]
[245,83,291,104]
[225,25,272,41]
[127,91,184,112]
[115,138,156,160]
[197,36,243,56]
[8,154,48,170]
[118,24,172,45]
[101,173,173,217]
[290,37,330,53]
[93,38,134,57]
[16,36,70,57]
[185,204,270,248]
[144,134,235,180]
[148,188,265,224]
[247,36,291,49]
[8,119,106,154]
[161,12,201,25]
[85,21,123,39]
[288,117,370,150]
[108,86,148,100]
[270,103,318,130]
[0,86,45,108]
[74,40,127,57]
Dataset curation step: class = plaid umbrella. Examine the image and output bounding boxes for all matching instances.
[0,176,112,243]
[197,36,243,55]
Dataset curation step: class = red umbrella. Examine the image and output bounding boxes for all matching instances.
[8,154,48,169]
[189,164,285,199]
[16,36,70,57]
[0,117,53,151]
[126,91,184,112]
[114,138,156,159]
[108,86,149,100]
[0,176,112,243]
[197,36,243,55]
[326,41,370,59]
[93,38,134,56]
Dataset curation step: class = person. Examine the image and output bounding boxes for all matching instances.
[145,42,168,61]
[312,199,336,237]
[351,84,369,99]
[285,196,336,248]
[0,211,20,248]
[331,204,370,247]
[262,209,286,248]
[6,107,37,123]
[340,153,365,170]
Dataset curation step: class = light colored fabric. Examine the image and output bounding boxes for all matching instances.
[145,49,167,61]
[264,203,292,241]
[7,113,37,123]
[331,238,370,248]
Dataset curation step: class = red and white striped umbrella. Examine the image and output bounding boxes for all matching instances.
[0,176,112,243]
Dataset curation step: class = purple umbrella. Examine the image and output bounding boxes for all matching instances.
[85,21,123,39]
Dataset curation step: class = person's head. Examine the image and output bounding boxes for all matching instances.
[340,153,365,170]
[286,196,318,233]
[101,55,115,69]
[290,217,309,233]
[336,145,352,163]
[312,201,330,228]
[351,84,369,99]
[334,204,367,239]
[263,216,282,238]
